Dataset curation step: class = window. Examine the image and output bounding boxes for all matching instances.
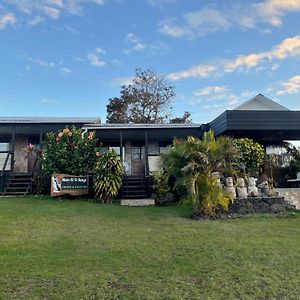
[99,146,109,153]
[159,142,171,154]
[109,146,121,156]
[0,143,9,152]
[99,146,124,157]
[133,146,144,160]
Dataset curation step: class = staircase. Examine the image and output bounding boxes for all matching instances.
[122,176,151,199]
[2,173,32,196]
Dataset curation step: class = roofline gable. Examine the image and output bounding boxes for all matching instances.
[234,94,289,111]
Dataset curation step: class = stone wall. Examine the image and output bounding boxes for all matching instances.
[276,188,300,210]
[229,197,286,215]
[14,135,28,173]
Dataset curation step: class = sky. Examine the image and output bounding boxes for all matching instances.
[1,0,300,123]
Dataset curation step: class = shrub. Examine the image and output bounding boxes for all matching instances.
[162,130,237,216]
[93,150,123,203]
[187,173,232,217]
[290,157,300,176]
[235,138,264,177]
[42,127,96,176]
[151,170,175,206]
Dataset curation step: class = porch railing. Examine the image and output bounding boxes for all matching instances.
[0,151,13,193]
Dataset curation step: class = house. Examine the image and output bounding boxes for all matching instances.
[0,117,99,194]
[1,94,300,197]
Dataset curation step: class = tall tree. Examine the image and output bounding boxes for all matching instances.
[107,69,178,124]
[169,111,192,124]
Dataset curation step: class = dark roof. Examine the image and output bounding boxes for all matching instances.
[0,117,100,124]
[209,110,300,144]
[83,123,201,130]
[83,123,204,142]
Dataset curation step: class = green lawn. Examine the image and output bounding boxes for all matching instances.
[0,197,299,299]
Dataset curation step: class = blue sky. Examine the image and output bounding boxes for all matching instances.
[1,0,300,123]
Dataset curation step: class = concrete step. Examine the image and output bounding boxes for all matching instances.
[121,199,155,206]
[2,191,28,196]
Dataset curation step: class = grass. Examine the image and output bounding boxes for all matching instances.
[0,197,299,299]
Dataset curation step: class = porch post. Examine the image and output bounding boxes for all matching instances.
[10,126,16,172]
[39,128,43,148]
[144,131,149,176]
[120,131,123,160]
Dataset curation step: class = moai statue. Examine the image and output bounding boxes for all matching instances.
[211,172,222,188]
[225,177,236,200]
[236,178,248,199]
[248,177,259,197]
[258,180,272,197]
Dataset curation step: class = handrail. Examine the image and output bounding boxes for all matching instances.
[31,154,39,177]
[0,152,12,192]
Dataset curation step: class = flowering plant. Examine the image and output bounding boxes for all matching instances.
[24,143,34,153]
[42,127,97,176]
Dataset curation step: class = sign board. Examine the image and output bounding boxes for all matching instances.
[51,173,89,197]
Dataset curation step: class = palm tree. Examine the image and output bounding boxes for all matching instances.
[162,130,237,216]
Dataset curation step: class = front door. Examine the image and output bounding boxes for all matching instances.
[132,145,145,175]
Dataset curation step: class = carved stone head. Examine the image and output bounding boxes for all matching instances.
[225,177,234,187]
[248,177,257,186]
[237,178,245,188]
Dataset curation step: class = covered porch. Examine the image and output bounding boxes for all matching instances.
[0,117,98,194]
[83,123,203,177]
[209,110,300,187]
[83,123,203,199]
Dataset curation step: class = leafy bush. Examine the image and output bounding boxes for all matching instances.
[93,150,123,203]
[290,158,300,176]
[235,138,265,176]
[187,173,232,217]
[151,170,175,206]
[162,130,237,216]
[42,127,96,176]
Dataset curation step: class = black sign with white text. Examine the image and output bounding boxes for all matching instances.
[61,176,88,190]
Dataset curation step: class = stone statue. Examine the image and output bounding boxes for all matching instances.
[236,178,248,199]
[225,177,236,199]
[211,172,222,188]
[258,180,272,197]
[248,177,259,197]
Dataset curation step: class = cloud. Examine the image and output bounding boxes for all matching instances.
[3,0,106,24]
[60,67,72,75]
[124,33,146,54]
[87,47,106,67]
[192,86,239,106]
[158,7,232,39]
[158,1,300,39]
[268,75,300,95]
[191,86,257,112]
[124,32,169,56]
[146,0,177,9]
[109,76,134,87]
[194,86,228,98]
[0,13,17,30]
[27,16,44,26]
[168,35,300,81]
[40,98,58,104]
[254,0,300,27]
[26,57,55,68]
[158,19,189,38]
[44,6,60,19]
